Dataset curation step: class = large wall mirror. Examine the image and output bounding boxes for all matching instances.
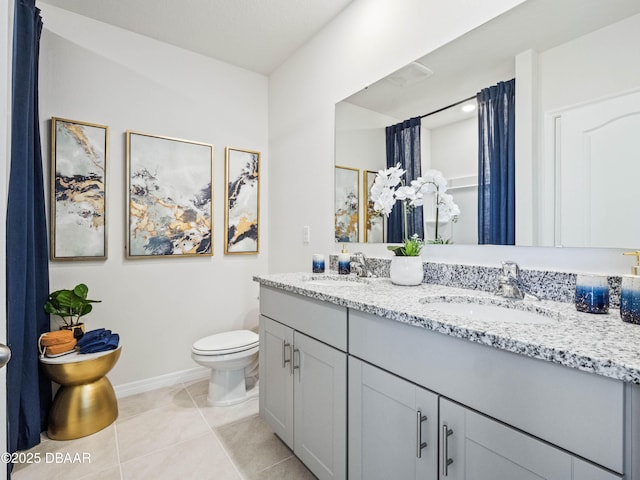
[334,0,640,248]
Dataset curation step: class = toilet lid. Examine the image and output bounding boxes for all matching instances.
[192,330,259,355]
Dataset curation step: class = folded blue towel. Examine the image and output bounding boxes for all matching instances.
[78,329,120,354]
[77,328,108,347]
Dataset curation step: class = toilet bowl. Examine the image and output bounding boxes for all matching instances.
[191,330,259,406]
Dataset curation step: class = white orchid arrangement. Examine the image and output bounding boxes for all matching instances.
[370,163,460,247]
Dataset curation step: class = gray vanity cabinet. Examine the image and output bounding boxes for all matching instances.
[439,398,621,480]
[259,287,347,480]
[348,357,438,480]
[260,315,294,446]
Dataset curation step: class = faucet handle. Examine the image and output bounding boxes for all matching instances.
[501,261,520,277]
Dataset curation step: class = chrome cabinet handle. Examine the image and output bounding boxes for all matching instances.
[0,344,10,369]
[441,424,454,476]
[293,348,300,379]
[282,341,294,375]
[416,410,427,458]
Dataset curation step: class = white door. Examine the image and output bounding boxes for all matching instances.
[349,357,438,480]
[259,316,294,448]
[556,90,640,248]
[293,332,346,480]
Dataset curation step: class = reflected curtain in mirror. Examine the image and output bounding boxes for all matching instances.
[385,117,423,242]
[477,79,515,245]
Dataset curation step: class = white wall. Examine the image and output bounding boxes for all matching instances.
[38,4,269,387]
[268,0,528,273]
[334,101,397,242]
[268,0,639,276]
[426,117,478,244]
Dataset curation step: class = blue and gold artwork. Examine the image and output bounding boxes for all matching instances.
[127,132,213,257]
[52,118,108,260]
[225,148,260,254]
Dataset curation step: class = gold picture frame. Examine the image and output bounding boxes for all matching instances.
[126,130,213,258]
[50,117,109,260]
[224,147,260,254]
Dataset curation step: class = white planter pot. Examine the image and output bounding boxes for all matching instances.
[390,256,424,286]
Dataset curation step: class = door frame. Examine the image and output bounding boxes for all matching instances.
[1,2,13,479]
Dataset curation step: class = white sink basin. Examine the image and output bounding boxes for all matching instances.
[420,296,557,325]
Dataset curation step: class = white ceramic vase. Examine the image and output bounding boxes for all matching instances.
[390,256,424,286]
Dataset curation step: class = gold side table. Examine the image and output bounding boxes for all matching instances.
[40,346,122,440]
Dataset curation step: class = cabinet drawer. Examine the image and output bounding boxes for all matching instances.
[260,286,347,351]
[349,309,625,473]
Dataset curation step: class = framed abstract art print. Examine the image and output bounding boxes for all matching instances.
[126,131,213,258]
[334,165,359,242]
[224,147,260,254]
[50,117,108,260]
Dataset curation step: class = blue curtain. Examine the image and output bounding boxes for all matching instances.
[477,79,516,245]
[385,117,423,243]
[6,0,51,461]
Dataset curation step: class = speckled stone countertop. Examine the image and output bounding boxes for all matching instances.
[254,272,640,384]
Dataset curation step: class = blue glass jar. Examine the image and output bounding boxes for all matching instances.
[620,275,640,324]
[575,274,609,314]
[312,254,325,274]
[338,246,350,275]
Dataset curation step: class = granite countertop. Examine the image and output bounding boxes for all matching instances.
[254,272,640,384]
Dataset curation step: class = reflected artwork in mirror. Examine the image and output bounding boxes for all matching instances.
[334,0,640,249]
[364,170,385,243]
[334,165,359,242]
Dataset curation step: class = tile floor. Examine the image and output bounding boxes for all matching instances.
[11,380,316,480]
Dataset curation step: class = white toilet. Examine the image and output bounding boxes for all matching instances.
[191,329,259,406]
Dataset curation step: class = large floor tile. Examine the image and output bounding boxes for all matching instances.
[197,393,259,428]
[77,466,122,480]
[11,425,119,480]
[116,403,209,462]
[121,432,241,480]
[117,384,195,419]
[253,456,317,480]
[216,414,293,478]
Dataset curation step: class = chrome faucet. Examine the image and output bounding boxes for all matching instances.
[350,252,374,278]
[496,261,538,300]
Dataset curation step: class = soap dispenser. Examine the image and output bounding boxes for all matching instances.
[338,244,350,275]
[621,251,640,324]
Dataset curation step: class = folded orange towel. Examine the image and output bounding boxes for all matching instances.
[39,330,74,346]
[44,339,77,356]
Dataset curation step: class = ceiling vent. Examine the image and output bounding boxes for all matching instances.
[386,62,434,87]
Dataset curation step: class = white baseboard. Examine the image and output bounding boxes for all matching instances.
[113,367,210,399]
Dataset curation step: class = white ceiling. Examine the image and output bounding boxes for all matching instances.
[38,0,354,75]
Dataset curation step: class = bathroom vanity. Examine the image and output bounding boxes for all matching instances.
[255,272,640,480]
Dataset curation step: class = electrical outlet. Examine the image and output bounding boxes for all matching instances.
[303,226,311,244]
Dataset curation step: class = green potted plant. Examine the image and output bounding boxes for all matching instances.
[44,283,101,337]
[387,234,425,257]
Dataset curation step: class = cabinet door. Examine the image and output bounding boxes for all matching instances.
[259,315,294,448]
[293,332,346,480]
[349,357,438,480]
[439,398,621,480]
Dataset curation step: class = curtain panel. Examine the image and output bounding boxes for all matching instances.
[385,117,423,243]
[477,79,516,245]
[6,0,51,459]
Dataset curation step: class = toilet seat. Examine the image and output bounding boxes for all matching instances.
[192,330,259,356]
